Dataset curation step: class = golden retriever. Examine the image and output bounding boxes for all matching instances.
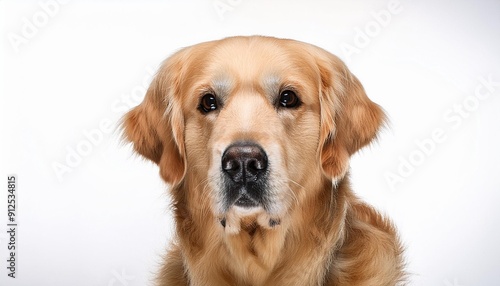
[123,36,405,285]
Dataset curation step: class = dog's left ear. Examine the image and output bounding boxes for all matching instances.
[314,50,386,180]
[121,50,187,185]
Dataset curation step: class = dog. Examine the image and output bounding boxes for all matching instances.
[123,36,405,285]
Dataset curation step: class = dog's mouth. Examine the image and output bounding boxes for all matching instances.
[226,183,267,209]
[219,181,285,233]
[234,193,259,208]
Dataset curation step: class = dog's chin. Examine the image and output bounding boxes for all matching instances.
[219,202,282,235]
[232,204,264,217]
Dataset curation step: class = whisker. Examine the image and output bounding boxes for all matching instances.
[190,164,211,169]
[194,176,210,190]
[284,185,299,206]
[287,179,306,190]
[282,180,300,205]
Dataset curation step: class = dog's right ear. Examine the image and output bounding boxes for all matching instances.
[307,45,386,182]
[122,53,186,185]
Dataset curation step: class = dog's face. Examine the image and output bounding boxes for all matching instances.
[123,36,384,230]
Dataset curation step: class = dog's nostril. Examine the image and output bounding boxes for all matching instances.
[248,158,265,171]
[223,158,241,172]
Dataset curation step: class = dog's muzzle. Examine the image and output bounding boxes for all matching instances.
[221,142,268,209]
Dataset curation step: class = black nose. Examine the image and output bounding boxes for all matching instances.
[221,143,268,183]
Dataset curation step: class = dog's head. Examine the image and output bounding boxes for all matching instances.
[123,36,385,231]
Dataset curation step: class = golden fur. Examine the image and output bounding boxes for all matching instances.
[123,36,405,285]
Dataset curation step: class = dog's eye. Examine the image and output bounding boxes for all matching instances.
[199,93,218,113]
[278,90,300,108]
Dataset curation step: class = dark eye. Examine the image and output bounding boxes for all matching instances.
[278,90,300,108]
[199,93,218,113]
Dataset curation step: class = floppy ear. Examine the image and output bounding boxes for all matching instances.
[122,55,186,185]
[316,53,386,180]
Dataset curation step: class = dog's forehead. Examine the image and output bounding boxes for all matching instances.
[189,37,320,100]
[210,38,312,77]
[215,40,282,70]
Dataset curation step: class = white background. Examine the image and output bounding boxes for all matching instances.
[1,0,500,285]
